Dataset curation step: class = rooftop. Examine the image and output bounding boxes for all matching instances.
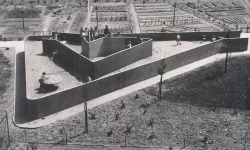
[26,40,210,99]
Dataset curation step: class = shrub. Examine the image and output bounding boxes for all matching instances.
[148,132,157,140]
[123,125,132,134]
[107,128,113,137]
[88,112,96,120]
[146,118,154,127]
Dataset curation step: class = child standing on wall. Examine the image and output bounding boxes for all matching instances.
[176,34,181,45]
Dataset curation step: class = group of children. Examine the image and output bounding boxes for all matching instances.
[80,26,99,41]
[176,34,217,45]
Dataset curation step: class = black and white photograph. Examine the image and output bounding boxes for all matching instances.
[0,0,250,149]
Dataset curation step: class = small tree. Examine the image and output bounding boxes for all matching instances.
[158,59,166,100]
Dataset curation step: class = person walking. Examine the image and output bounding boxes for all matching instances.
[176,34,181,45]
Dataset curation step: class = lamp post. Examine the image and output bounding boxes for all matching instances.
[95,6,98,28]
[21,10,25,32]
[173,2,176,26]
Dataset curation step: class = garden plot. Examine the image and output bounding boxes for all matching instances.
[135,3,218,33]
[91,3,132,33]
[182,0,250,31]
[70,8,88,33]
[0,7,44,38]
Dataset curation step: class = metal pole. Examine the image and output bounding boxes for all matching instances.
[84,101,88,133]
[21,10,24,32]
[173,2,176,26]
[125,136,127,146]
[3,110,10,146]
[96,6,98,28]
[158,75,162,101]
[224,33,230,74]
[88,0,90,41]
[198,0,200,23]
[5,112,10,145]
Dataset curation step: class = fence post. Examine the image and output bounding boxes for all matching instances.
[244,140,246,150]
[5,111,10,146]
[124,136,127,146]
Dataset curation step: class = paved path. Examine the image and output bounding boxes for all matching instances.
[130,4,141,33]
[83,6,93,28]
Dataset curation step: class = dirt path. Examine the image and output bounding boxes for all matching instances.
[83,6,93,28]
[130,4,140,33]
[42,15,51,31]
[65,12,77,33]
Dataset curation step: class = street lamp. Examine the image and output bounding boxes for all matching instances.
[173,2,176,26]
[95,6,98,28]
[21,10,25,32]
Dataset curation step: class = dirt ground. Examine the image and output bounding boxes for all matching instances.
[1,44,250,149]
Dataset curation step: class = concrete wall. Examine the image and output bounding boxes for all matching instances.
[103,37,126,56]
[42,39,94,79]
[220,38,249,53]
[110,31,242,41]
[93,38,153,78]
[81,37,89,58]
[53,32,81,43]
[26,38,248,120]
[88,38,105,59]
[82,37,126,59]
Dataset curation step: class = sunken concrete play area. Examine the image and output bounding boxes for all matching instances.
[15,31,248,125]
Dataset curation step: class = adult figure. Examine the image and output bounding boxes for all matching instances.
[89,27,94,41]
[176,34,181,45]
[39,72,48,90]
[104,25,110,36]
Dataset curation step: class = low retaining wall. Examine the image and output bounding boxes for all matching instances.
[24,34,248,120]
[82,37,127,59]
[220,38,249,53]
[42,39,94,79]
[93,38,153,78]
[114,31,242,41]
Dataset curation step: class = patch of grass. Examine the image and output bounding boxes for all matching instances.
[0,51,12,100]
[4,8,42,18]
[7,56,250,150]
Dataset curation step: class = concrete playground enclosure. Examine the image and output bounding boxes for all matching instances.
[15,31,248,125]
